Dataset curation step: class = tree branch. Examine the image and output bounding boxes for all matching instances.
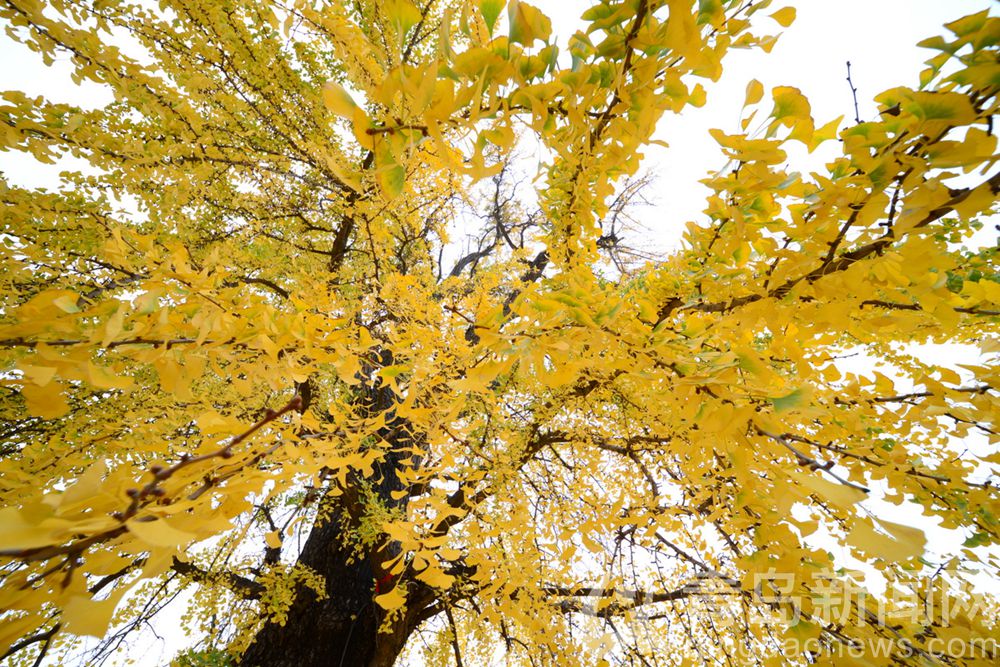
[0,396,302,567]
[444,605,465,667]
[544,583,704,617]
[677,170,1000,317]
[170,557,264,600]
[757,427,870,493]
[0,623,60,664]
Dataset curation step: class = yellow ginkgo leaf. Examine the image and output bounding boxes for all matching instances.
[385,0,422,38]
[788,470,867,509]
[62,593,123,638]
[322,81,358,119]
[16,363,57,387]
[21,383,70,419]
[771,86,811,123]
[744,78,763,107]
[374,584,407,611]
[508,0,551,45]
[1,0,997,662]
[415,566,455,589]
[770,7,796,28]
[0,613,46,656]
[847,518,925,562]
[60,460,108,510]
[479,0,506,34]
[0,507,58,550]
[126,517,195,548]
[878,519,927,560]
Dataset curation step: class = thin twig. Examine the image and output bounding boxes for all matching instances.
[846,61,861,124]
[757,427,870,493]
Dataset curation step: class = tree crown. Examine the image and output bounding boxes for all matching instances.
[0,1,998,665]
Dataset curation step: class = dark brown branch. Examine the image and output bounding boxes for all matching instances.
[587,0,650,150]
[449,245,495,278]
[444,605,465,667]
[89,557,147,594]
[544,583,701,617]
[0,623,60,663]
[593,437,659,497]
[0,336,235,349]
[870,384,993,403]
[861,299,1000,317]
[757,427,870,493]
[238,276,290,299]
[329,152,374,273]
[170,556,264,600]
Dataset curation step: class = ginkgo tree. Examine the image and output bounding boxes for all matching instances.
[0,0,998,665]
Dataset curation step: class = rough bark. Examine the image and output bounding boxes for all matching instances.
[237,506,429,667]
[238,509,387,667]
[239,349,430,667]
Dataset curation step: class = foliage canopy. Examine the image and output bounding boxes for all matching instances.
[0,0,998,665]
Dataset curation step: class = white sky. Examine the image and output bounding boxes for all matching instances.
[1,1,996,665]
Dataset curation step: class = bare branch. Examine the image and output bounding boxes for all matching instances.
[170,557,264,600]
[756,427,870,493]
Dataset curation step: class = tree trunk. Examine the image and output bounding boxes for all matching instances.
[240,350,430,667]
[237,509,412,667]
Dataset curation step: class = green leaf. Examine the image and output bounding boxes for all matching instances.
[379,163,406,199]
[380,364,408,378]
[52,293,80,313]
[480,0,505,35]
[904,91,976,124]
[964,531,990,547]
[771,388,805,412]
[771,86,811,122]
[697,0,724,26]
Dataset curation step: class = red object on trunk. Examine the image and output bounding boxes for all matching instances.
[374,573,395,594]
